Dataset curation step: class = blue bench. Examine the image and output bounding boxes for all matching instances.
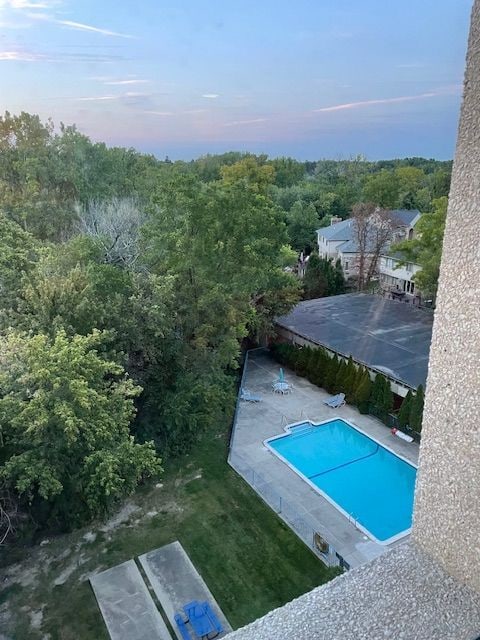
[174,613,192,640]
[202,602,223,636]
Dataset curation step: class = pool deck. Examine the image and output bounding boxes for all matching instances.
[229,349,419,569]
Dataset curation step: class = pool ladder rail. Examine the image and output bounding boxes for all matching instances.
[281,410,312,429]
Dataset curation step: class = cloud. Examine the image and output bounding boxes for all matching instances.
[23,10,134,38]
[0,49,44,60]
[201,93,219,99]
[183,109,207,114]
[396,63,426,69]
[55,19,133,38]
[223,118,267,127]
[104,79,149,85]
[0,0,60,8]
[313,92,443,113]
[76,95,117,101]
[144,110,174,116]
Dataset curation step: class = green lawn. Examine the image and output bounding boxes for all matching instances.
[1,417,340,639]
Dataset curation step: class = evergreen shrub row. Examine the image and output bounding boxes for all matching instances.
[270,343,424,433]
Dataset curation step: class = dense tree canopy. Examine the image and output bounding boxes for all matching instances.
[0,111,450,540]
[0,330,160,529]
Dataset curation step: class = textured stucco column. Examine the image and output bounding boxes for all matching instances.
[412,0,480,593]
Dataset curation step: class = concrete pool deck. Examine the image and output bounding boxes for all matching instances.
[229,349,419,569]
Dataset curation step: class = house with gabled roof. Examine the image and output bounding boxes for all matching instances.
[316,209,421,281]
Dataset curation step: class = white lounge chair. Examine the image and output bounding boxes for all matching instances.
[240,388,262,402]
[323,393,345,408]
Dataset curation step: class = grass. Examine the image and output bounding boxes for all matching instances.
[0,417,340,639]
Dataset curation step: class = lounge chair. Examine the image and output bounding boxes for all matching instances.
[202,602,223,636]
[174,613,193,640]
[323,393,345,408]
[240,388,262,402]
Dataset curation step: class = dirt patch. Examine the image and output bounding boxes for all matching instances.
[100,503,140,533]
[83,532,97,544]
[53,553,88,586]
[78,566,104,583]
[29,607,44,630]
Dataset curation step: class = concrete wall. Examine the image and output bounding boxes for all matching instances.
[412,0,480,594]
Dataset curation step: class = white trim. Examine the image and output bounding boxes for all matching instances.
[264,416,417,546]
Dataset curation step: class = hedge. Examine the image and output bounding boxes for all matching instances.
[270,343,424,432]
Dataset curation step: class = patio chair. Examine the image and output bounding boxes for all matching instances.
[202,602,223,636]
[174,613,193,640]
[272,381,292,394]
[240,388,262,402]
[323,392,345,408]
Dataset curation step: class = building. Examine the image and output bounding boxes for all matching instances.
[316,209,421,281]
[274,293,432,398]
[379,252,422,302]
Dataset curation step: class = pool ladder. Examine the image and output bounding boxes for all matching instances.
[349,513,359,530]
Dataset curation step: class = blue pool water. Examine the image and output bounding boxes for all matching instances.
[267,418,416,543]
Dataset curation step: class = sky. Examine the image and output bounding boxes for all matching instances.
[0,0,473,160]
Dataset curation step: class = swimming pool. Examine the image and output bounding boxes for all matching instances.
[265,418,417,544]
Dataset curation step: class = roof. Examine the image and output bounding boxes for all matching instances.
[336,237,388,254]
[316,218,353,241]
[275,293,433,389]
[317,210,420,249]
[388,209,421,227]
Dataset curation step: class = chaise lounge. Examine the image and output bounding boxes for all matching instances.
[240,388,262,402]
[323,392,345,408]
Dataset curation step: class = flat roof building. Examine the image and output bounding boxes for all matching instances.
[275,293,433,395]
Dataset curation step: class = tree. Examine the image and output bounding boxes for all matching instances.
[0,213,38,323]
[370,373,386,409]
[76,198,147,268]
[286,200,320,252]
[220,156,275,193]
[0,330,160,528]
[380,380,394,422]
[362,170,400,208]
[351,203,394,290]
[343,356,357,403]
[334,359,347,393]
[303,253,328,299]
[409,385,425,433]
[303,254,344,300]
[147,165,300,370]
[324,354,339,393]
[398,390,413,429]
[393,197,448,302]
[355,369,372,414]
[311,347,328,387]
[269,157,305,187]
[295,347,310,377]
[334,258,346,294]
[395,166,426,209]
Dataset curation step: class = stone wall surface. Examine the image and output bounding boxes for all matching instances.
[412,0,480,593]
[225,545,480,640]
